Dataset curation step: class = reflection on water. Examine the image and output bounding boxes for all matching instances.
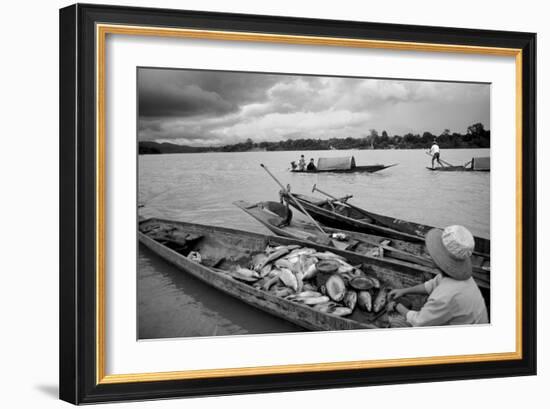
[138,148,489,339]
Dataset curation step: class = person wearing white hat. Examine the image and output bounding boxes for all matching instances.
[387,225,488,327]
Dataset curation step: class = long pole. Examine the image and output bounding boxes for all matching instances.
[312,184,347,202]
[260,164,327,235]
[312,184,366,215]
[424,151,454,167]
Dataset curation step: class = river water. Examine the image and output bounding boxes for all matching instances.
[138,148,490,339]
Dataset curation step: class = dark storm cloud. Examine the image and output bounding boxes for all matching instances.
[138,69,281,118]
[137,68,490,145]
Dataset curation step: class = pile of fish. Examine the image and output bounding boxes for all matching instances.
[220,243,390,318]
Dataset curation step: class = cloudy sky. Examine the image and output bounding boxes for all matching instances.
[138,68,490,146]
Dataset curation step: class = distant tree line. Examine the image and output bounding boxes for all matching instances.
[219,123,489,152]
[139,123,490,154]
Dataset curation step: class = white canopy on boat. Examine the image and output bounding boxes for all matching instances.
[316,156,356,171]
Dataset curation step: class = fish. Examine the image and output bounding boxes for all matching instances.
[313,251,346,261]
[251,253,268,272]
[262,275,280,291]
[373,288,389,313]
[286,248,317,258]
[260,263,273,278]
[285,255,301,265]
[302,283,318,292]
[339,273,352,284]
[296,291,322,298]
[313,301,339,313]
[253,276,270,289]
[349,268,364,278]
[295,271,304,293]
[273,287,293,298]
[266,244,301,254]
[288,254,311,276]
[301,296,330,305]
[277,268,298,292]
[335,260,355,274]
[274,258,294,270]
[229,266,260,282]
[349,277,375,291]
[368,276,381,289]
[258,248,290,270]
[330,307,353,317]
[326,274,347,302]
[357,291,372,312]
[301,256,319,280]
[343,290,358,310]
[303,263,318,280]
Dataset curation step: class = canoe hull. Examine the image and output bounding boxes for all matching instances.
[290,164,396,174]
[234,200,434,266]
[286,193,490,255]
[139,218,435,331]
[284,194,425,244]
[426,166,489,172]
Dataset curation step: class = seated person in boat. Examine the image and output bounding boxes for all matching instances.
[298,155,306,171]
[290,161,297,170]
[386,225,488,327]
[429,139,443,169]
[307,158,317,171]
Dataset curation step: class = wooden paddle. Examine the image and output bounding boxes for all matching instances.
[260,164,328,236]
[424,151,455,167]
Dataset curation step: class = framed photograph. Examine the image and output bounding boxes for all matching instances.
[59,3,536,404]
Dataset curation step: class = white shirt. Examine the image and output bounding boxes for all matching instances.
[406,274,488,327]
[430,144,440,155]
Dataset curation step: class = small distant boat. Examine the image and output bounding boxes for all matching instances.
[428,156,490,172]
[291,156,396,174]
[139,218,432,331]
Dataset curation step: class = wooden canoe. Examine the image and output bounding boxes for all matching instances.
[281,192,490,288]
[427,157,490,172]
[283,193,490,254]
[138,218,439,332]
[234,200,489,290]
[426,166,489,172]
[290,164,397,174]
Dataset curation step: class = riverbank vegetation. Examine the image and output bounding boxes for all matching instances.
[139,123,490,154]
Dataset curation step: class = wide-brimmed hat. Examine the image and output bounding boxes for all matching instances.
[425,225,475,280]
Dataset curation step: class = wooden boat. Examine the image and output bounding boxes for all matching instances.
[283,192,490,253]
[234,200,489,289]
[281,192,490,289]
[426,166,472,172]
[290,156,396,174]
[427,157,490,172]
[291,164,396,174]
[138,218,441,331]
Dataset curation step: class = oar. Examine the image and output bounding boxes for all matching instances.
[424,151,454,167]
[312,184,353,203]
[312,184,369,216]
[260,164,328,235]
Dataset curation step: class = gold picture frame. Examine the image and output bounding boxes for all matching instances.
[60,4,536,404]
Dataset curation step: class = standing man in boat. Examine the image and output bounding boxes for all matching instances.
[386,225,488,327]
[307,158,317,171]
[429,139,443,169]
[298,155,306,171]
